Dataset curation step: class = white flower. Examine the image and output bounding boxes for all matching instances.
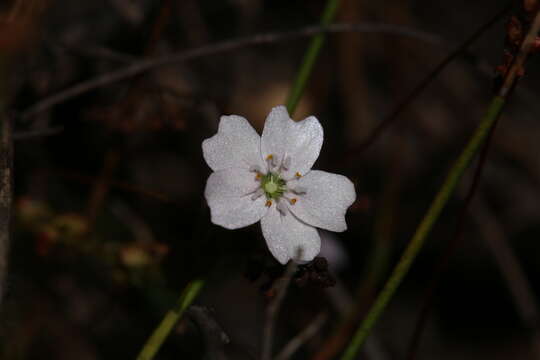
[202,106,356,264]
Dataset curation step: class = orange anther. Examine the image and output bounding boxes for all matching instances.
[265,200,272,207]
[266,154,273,160]
[295,172,302,178]
[255,173,262,180]
[290,198,297,205]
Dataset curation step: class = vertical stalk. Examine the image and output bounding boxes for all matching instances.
[340,96,506,360]
[136,279,205,360]
[286,0,340,115]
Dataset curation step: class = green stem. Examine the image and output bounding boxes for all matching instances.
[340,96,506,360]
[136,279,205,360]
[286,0,340,115]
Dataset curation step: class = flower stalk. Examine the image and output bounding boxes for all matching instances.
[136,279,205,360]
[286,0,341,115]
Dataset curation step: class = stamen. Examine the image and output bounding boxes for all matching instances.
[289,198,297,205]
[281,156,291,171]
[266,154,278,169]
[295,172,302,178]
[291,186,307,195]
[276,200,288,215]
[251,189,264,200]
[255,173,262,180]
[265,200,272,207]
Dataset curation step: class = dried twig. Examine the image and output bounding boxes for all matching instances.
[347,3,512,156]
[188,306,230,360]
[19,22,441,121]
[274,313,327,360]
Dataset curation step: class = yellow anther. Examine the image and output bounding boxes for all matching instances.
[255,173,262,180]
[295,172,302,178]
[265,200,272,207]
[266,154,273,160]
[290,198,297,205]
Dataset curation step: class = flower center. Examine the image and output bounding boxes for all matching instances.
[260,172,286,199]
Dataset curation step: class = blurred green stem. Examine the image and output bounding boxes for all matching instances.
[340,96,506,360]
[340,8,540,359]
[136,279,204,360]
[286,0,340,115]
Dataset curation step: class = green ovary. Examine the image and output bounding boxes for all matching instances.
[260,172,286,199]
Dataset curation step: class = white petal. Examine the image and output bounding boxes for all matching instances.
[261,106,323,179]
[288,170,356,232]
[203,115,265,171]
[260,205,321,264]
[205,168,267,229]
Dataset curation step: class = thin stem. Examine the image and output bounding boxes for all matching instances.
[405,112,499,360]
[136,279,205,360]
[285,0,340,115]
[340,7,540,359]
[349,3,511,154]
[340,96,506,360]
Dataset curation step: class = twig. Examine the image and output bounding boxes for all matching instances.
[339,7,540,360]
[274,313,327,360]
[19,22,441,121]
[261,254,300,360]
[187,306,230,360]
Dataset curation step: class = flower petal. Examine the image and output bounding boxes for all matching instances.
[288,170,356,232]
[203,115,265,172]
[205,168,267,229]
[261,106,323,179]
[260,205,321,264]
